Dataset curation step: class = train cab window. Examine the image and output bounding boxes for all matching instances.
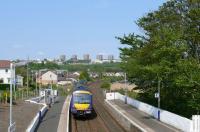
[73,94,91,104]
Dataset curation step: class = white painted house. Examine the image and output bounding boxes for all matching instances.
[0,60,11,84]
[38,71,58,85]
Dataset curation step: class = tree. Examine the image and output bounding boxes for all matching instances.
[117,0,200,118]
[79,71,91,81]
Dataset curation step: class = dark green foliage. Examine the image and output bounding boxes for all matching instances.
[79,71,91,81]
[100,81,111,90]
[0,84,10,90]
[29,62,122,72]
[118,0,200,118]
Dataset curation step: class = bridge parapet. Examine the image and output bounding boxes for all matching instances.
[106,92,192,132]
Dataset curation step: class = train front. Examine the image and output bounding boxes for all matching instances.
[71,90,93,116]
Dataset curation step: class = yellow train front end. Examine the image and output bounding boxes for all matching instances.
[70,89,93,116]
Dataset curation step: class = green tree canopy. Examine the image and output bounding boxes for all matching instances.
[118,0,200,118]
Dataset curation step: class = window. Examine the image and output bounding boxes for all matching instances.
[73,93,91,104]
[7,78,10,83]
[5,69,8,73]
[0,78,3,83]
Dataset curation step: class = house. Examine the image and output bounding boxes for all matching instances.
[38,71,58,85]
[16,75,23,87]
[73,72,80,76]
[89,72,99,78]
[37,70,69,85]
[0,60,11,84]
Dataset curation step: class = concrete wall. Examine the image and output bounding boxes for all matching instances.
[105,100,144,132]
[106,92,192,132]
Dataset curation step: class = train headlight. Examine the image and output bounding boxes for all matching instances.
[85,110,91,114]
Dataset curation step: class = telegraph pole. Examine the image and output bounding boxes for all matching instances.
[27,57,29,97]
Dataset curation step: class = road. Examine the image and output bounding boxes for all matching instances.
[37,96,66,132]
[70,81,126,132]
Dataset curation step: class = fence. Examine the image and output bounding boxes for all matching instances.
[190,115,200,132]
[106,92,192,132]
[0,90,39,103]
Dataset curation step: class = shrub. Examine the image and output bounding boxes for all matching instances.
[0,84,10,90]
[100,81,111,90]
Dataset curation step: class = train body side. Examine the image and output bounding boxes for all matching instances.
[70,89,93,116]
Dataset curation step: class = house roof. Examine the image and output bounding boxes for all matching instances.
[0,60,11,68]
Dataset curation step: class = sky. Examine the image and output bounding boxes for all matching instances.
[0,0,166,60]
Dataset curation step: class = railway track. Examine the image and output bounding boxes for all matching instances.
[70,82,126,132]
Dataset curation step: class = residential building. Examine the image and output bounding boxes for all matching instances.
[0,60,11,84]
[38,71,58,85]
[37,70,70,85]
[108,55,114,61]
[83,54,90,60]
[71,55,78,61]
[60,55,66,62]
[96,54,103,61]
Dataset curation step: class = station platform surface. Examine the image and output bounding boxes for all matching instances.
[108,99,181,132]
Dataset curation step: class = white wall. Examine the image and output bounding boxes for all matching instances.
[42,71,57,82]
[0,68,11,84]
[106,92,192,132]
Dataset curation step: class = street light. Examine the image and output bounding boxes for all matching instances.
[36,72,38,96]
[9,63,13,127]
[158,79,161,120]
[8,63,16,132]
[125,73,127,104]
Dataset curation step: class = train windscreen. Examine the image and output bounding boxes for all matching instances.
[73,93,91,104]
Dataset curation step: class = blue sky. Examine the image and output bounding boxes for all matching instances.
[0,0,166,60]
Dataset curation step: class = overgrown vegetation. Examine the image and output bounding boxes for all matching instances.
[117,0,200,118]
[79,71,91,81]
[100,81,111,90]
[29,62,122,72]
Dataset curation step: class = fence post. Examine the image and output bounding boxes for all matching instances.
[191,115,200,132]
[22,91,23,100]
[0,92,1,103]
[14,92,16,101]
[6,93,7,104]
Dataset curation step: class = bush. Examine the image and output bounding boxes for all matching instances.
[0,84,10,90]
[100,81,111,90]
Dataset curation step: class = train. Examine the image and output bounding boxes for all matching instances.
[70,86,93,116]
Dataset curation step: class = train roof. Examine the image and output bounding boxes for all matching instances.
[74,85,89,91]
[73,90,92,95]
[73,85,92,94]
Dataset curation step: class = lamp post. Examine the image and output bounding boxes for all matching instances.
[39,70,41,96]
[13,64,15,92]
[36,72,38,96]
[157,78,161,121]
[9,63,13,128]
[125,72,127,104]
